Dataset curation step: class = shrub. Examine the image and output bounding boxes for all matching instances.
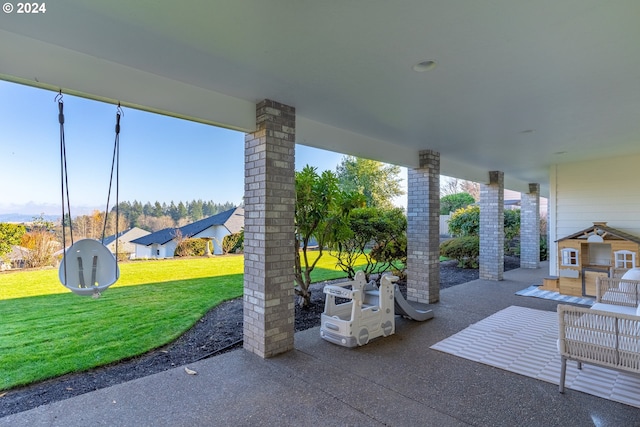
[447,205,480,236]
[440,236,480,268]
[448,205,521,255]
[503,209,521,242]
[222,231,244,254]
[174,238,206,257]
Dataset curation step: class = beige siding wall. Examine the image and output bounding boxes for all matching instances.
[549,153,640,275]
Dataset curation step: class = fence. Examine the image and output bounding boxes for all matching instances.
[440,214,451,236]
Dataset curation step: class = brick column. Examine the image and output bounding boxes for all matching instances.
[243,100,296,358]
[406,150,440,303]
[479,171,504,280]
[520,183,540,269]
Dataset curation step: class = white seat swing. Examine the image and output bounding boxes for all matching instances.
[56,91,123,297]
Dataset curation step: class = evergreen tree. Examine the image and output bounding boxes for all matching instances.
[153,201,164,217]
[177,201,188,220]
[189,199,204,221]
[168,201,180,222]
[142,202,153,216]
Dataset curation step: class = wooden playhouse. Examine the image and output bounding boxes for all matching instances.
[544,222,640,297]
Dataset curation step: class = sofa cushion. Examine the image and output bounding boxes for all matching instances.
[621,268,640,281]
[591,302,637,316]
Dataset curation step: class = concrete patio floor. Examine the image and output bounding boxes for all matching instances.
[2,262,639,426]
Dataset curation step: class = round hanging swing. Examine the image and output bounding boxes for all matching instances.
[56,91,123,297]
[58,239,120,296]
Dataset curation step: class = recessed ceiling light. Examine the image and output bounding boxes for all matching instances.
[412,60,436,72]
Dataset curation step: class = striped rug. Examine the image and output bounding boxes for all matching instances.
[515,285,594,306]
[431,306,640,409]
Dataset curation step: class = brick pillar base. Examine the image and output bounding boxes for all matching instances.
[406,150,440,303]
[243,100,296,358]
[480,171,504,280]
[521,183,540,269]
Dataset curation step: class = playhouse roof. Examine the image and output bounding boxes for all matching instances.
[556,222,640,245]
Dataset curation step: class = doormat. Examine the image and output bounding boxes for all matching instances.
[515,285,594,306]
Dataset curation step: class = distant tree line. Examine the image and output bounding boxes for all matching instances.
[114,200,236,232]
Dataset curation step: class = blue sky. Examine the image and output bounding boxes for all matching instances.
[0,80,379,215]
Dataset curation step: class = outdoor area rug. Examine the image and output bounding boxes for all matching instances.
[430,306,640,409]
[515,285,594,306]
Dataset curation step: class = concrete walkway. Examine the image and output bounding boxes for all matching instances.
[2,263,639,426]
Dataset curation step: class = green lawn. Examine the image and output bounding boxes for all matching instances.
[0,253,356,391]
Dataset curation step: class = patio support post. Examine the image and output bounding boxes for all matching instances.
[243,99,296,358]
[520,183,540,269]
[480,171,504,280]
[406,150,440,303]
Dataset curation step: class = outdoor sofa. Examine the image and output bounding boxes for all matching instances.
[557,272,640,393]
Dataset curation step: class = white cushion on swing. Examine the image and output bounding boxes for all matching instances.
[59,239,119,296]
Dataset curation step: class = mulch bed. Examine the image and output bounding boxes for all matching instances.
[0,256,520,417]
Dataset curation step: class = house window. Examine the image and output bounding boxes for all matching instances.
[614,250,635,269]
[561,248,579,266]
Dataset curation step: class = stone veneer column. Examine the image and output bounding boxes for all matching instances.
[520,183,540,269]
[479,171,504,280]
[406,150,440,303]
[243,100,296,358]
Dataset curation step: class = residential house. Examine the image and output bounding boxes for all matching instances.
[102,227,151,259]
[0,245,29,270]
[131,207,243,259]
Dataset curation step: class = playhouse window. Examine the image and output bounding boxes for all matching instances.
[561,248,579,266]
[614,250,635,269]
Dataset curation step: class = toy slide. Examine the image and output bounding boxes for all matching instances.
[320,271,433,347]
[393,285,434,321]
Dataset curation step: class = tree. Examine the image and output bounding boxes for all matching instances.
[440,192,475,215]
[152,201,164,217]
[168,201,179,222]
[0,223,26,257]
[142,202,153,217]
[460,180,480,201]
[177,202,188,220]
[440,176,480,200]
[21,215,57,268]
[336,156,404,209]
[331,207,406,279]
[131,200,143,227]
[137,214,175,232]
[189,200,204,221]
[294,165,360,307]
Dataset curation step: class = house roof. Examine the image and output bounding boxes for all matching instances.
[7,245,29,261]
[3,3,640,197]
[131,207,243,246]
[557,222,640,245]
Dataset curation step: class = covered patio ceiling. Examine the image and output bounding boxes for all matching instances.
[2,1,640,197]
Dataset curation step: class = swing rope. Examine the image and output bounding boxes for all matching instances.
[57,90,73,285]
[100,105,123,271]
